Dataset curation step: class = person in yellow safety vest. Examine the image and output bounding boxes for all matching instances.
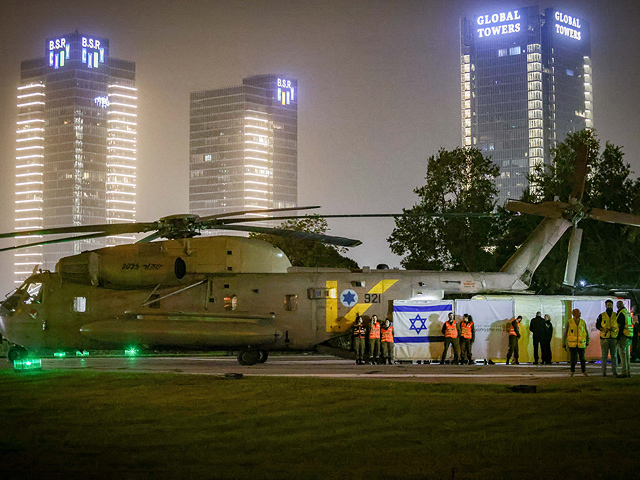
[616,300,633,378]
[459,314,475,365]
[352,315,367,365]
[368,315,381,365]
[563,308,590,377]
[440,312,461,365]
[506,316,522,365]
[380,319,394,365]
[596,300,619,377]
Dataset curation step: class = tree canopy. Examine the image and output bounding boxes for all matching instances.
[495,129,640,291]
[387,146,500,271]
[249,215,359,268]
[387,130,640,291]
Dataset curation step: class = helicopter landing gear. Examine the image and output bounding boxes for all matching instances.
[7,345,27,362]
[257,351,269,363]
[237,349,261,366]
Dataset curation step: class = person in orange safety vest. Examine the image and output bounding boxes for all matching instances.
[381,319,394,365]
[506,316,522,365]
[440,312,461,365]
[459,314,475,365]
[368,315,381,365]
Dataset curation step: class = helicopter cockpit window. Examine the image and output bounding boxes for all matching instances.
[224,294,237,311]
[24,283,43,305]
[284,294,298,312]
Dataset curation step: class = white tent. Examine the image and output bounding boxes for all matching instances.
[393,295,629,362]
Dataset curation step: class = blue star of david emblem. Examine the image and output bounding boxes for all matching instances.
[409,314,427,335]
[342,290,357,306]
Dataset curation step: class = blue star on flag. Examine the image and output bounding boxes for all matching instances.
[409,314,427,335]
[342,290,357,306]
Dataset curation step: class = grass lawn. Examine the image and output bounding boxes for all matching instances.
[1,370,639,480]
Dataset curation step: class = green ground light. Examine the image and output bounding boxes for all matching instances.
[124,347,139,356]
[12,358,42,371]
[75,350,89,357]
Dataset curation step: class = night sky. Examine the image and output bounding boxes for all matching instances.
[1,0,639,295]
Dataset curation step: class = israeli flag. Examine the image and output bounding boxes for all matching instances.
[393,300,453,360]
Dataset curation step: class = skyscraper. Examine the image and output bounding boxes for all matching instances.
[15,32,136,284]
[189,74,297,218]
[460,6,592,204]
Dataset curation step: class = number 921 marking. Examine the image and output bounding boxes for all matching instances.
[364,293,381,303]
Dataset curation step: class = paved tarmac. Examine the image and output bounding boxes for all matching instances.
[3,353,638,384]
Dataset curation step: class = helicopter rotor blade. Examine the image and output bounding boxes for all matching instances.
[0,222,158,240]
[136,232,163,243]
[0,232,115,253]
[563,226,583,286]
[214,212,496,226]
[215,224,362,247]
[198,205,320,224]
[570,143,589,203]
[587,208,640,227]
[504,200,568,218]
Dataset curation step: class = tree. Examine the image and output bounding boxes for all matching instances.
[249,215,359,268]
[387,147,500,271]
[495,129,640,292]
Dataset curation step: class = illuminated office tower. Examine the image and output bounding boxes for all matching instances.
[189,75,297,218]
[461,6,592,204]
[15,33,136,284]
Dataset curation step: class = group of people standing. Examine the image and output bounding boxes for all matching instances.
[594,300,634,377]
[352,315,394,365]
[529,312,554,364]
[440,313,475,364]
[506,312,554,365]
[351,301,636,374]
[559,300,634,377]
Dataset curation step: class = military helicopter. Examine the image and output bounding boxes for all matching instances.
[2,147,639,365]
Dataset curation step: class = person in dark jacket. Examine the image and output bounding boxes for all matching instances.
[630,308,639,363]
[529,311,545,364]
[541,314,553,364]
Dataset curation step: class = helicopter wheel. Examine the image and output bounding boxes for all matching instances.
[257,351,269,363]
[237,349,260,366]
[7,345,27,362]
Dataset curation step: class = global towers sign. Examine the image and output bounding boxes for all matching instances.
[475,10,521,38]
[554,10,582,40]
[474,7,583,41]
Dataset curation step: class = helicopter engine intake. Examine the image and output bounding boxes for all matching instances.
[56,251,187,289]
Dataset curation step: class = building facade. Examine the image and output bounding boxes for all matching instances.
[461,6,592,204]
[15,33,136,284]
[189,75,297,219]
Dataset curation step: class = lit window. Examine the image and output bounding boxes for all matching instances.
[509,46,521,56]
[284,294,298,311]
[566,69,574,76]
[74,297,87,312]
[224,294,237,311]
[498,49,508,57]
